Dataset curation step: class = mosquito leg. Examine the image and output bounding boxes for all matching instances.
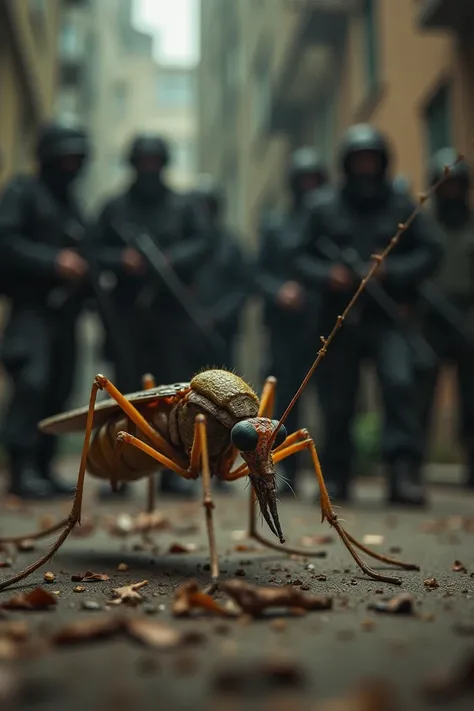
[270,431,420,583]
[0,381,101,591]
[188,414,219,594]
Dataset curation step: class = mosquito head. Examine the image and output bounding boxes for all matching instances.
[230,417,287,543]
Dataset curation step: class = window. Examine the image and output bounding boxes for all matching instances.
[362,0,378,93]
[157,72,194,108]
[174,140,196,172]
[112,81,128,120]
[424,83,452,157]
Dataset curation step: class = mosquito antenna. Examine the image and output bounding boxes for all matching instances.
[269,157,462,448]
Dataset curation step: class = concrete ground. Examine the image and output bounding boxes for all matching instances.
[0,461,474,711]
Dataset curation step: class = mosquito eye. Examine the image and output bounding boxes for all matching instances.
[231,421,259,452]
[271,421,287,449]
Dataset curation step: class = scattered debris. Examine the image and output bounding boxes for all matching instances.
[43,572,55,584]
[117,563,129,572]
[16,540,35,552]
[424,578,439,589]
[221,579,333,617]
[126,618,181,649]
[73,586,86,593]
[172,581,231,618]
[108,580,148,606]
[452,560,468,573]
[367,593,414,616]
[0,587,58,611]
[108,511,169,536]
[52,615,183,651]
[71,571,110,583]
[168,542,198,554]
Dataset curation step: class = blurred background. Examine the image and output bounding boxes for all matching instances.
[0,0,472,477]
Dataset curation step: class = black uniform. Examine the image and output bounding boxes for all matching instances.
[0,122,91,499]
[256,147,328,494]
[94,135,213,391]
[290,125,444,505]
[94,134,212,497]
[417,149,474,487]
[188,175,252,372]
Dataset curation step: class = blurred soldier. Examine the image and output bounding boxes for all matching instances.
[256,147,329,496]
[94,133,212,497]
[417,149,474,488]
[0,121,91,499]
[189,174,252,372]
[290,125,444,506]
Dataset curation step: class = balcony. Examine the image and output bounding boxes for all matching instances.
[418,0,474,32]
[269,0,360,132]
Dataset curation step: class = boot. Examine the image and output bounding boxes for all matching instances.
[387,457,426,506]
[36,436,76,497]
[6,450,52,500]
[159,469,199,497]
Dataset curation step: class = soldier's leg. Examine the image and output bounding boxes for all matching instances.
[0,311,52,499]
[375,325,426,506]
[314,328,361,502]
[456,348,474,488]
[36,316,79,497]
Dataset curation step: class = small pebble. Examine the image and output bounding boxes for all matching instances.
[143,604,158,615]
[81,600,101,611]
[43,572,55,583]
[117,563,129,571]
[73,586,86,593]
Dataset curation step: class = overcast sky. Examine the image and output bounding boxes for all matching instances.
[132,0,200,66]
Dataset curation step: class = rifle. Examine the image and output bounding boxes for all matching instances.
[46,218,136,379]
[317,235,438,369]
[112,220,227,358]
[417,281,474,348]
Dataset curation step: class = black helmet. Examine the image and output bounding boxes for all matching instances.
[127,134,169,168]
[428,147,470,186]
[338,124,390,175]
[288,146,327,188]
[36,121,90,164]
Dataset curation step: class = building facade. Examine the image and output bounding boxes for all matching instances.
[55,0,198,212]
[198,0,474,459]
[0,0,61,186]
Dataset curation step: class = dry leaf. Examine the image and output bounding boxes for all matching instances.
[173,580,231,618]
[221,579,333,616]
[168,542,197,554]
[108,580,148,606]
[125,618,181,648]
[0,587,58,611]
[71,571,110,582]
[52,616,124,645]
[367,593,414,615]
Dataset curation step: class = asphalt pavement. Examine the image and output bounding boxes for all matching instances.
[0,462,474,711]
